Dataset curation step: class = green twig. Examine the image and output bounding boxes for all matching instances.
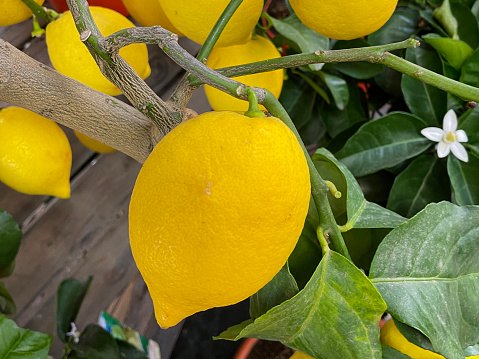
[20,0,56,23]
[316,226,330,257]
[262,91,351,261]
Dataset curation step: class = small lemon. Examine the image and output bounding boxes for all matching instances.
[160,0,263,47]
[289,0,398,40]
[381,319,479,359]
[120,0,183,35]
[205,35,284,112]
[0,107,71,198]
[74,131,116,153]
[0,0,45,26]
[46,6,151,96]
[129,111,310,328]
[290,351,315,359]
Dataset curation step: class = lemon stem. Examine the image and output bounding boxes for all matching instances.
[325,181,342,199]
[316,226,330,256]
[20,0,56,23]
[244,88,266,118]
[262,90,351,261]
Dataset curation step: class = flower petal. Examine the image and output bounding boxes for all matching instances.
[456,129,468,143]
[421,127,444,142]
[450,142,469,162]
[443,109,458,132]
[437,141,451,158]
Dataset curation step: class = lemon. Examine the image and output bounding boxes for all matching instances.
[381,319,479,359]
[46,6,151,96]
[0,107,71,198]
[204,35,284,112]
[160,0,263,47]
[74,130,116,153]
[289,0,398,40]
[129,111,310,328]
[0,0,45,26]
[120,0,183,35]
[290,351,315,359]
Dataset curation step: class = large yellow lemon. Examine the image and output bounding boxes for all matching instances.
[74,131,116,154]
[129,111,311,328]
[0,0,45,26]
[289,0,398,40]
[160,0,263,47]
[0,107,71,198]
[46,6,151,96]
[205,35,284,112]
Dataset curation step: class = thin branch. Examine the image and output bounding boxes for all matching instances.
[20,0,56,23]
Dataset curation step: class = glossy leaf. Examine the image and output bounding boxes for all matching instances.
[368,8,420,45]
[342,228,391,271]
[0,282,15,315]
[422,34,473,70]
[265,13,329,71]
[320,72,349,110]
[116,340,149,359]
[387,154,451,217]
[0,315,52,358]
[370,202,479,359]
[458,107,479,135]
[313,148,406,229]
[459,46,479,88]
[218,251,387,359]
[57,277,93,343]
[250,264,298,319]
[279,74,316,130]
[333,39,384,79]
[451,0,479,49]
[447,153,479,205]
[68,324,120,359]
[401,43,447,125]
[0,209,22,270]
[335,112,430,177]
[297,104,326,147]
[382,345,413,359]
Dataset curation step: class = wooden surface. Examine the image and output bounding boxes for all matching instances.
[1,8,212,358]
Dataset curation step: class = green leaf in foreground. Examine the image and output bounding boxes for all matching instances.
[217,251,387,359]
[0,315,52,358]
[422,34,473,70]
[68,324,119,359]
[447,154,479,205]
[56,277,93,343]
[0,282,15,315]
[370,202,479,359]
[335,113,430,177]
[0,209,22,270]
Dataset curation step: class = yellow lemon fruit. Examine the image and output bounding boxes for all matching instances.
[120,0,183,35]
[381,319,479,359]
[129,111,311,328]
[204,35,283,112]
[0,0,45,26]
[74,130,116,153]
[0,107,71,198]
[290,351,315,359]
[160,0,263,47]
[289,0,398,40]
[46,6,151,96]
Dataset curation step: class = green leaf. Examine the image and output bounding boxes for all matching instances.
[451,0,479,49]
[458,106,479,135]
[250,264,298,319]
[297,104,326,148]
[333,39,384,79]
[320,72,349,110]
[370,202,479,359]
[422,33,473,70]
[387,154,451,217]
[0,209,22,270]
[265,13,329,71]
[313,148,406,229]
[116,340,149,359]
[0,315,52,358]
[279,74,316,130]
[0,282,15,315]
[381,344,413,358]
[56,277,93,343]
[368,8,420,46]
[459,46,479,88]
[68,324,120,359]
[218,251,387,359]
[401,42,447,125]
[447,153,479,205]
[0,261,15,279]
[335,112,430,177]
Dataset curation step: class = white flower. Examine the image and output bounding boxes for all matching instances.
[421,109,469,162]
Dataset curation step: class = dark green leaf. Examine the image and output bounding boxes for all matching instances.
[320,72,349,110]
[451,0,479,49]
[0,315,52,358]
[419,10,450,37]
[265,14,329,71]
[370,202,479,359]
[57,277,93,343]
[459,46,479,89]
[250,265,298,319]
[458,106,479,134]
[353,202,407,229]
[387,154,451,217]
[0,209,22,270]
[68,324,120,359]
[422,34,473,70]
[297,104,326,147]
[401,43,447,125]
[116,340,149,359]
[381,344,413,358]
[0,261,15,279]
[333,39,384,79]
[336,112,430,177]
[0,282,15,315]
[279,74,316,130]
[447,153,479,205]
[368,8,420,46]
[218,251,387,359]
[342,228,391,271]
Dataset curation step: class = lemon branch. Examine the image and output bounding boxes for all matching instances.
[262,91,351,261]
[66,0,181,132]
[20,0,56,23]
